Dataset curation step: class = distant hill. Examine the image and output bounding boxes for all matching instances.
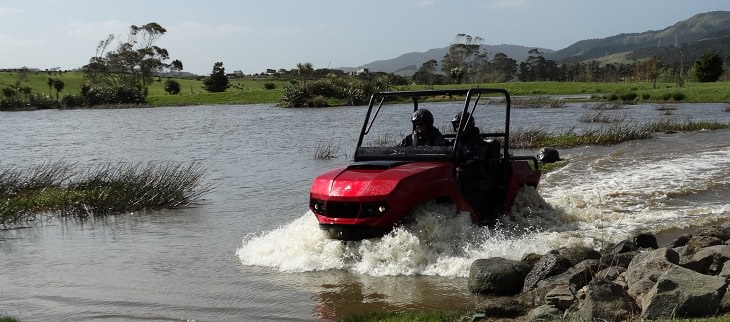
[548,11,730,64]
[346,11,730,75]
[339,44,555,76]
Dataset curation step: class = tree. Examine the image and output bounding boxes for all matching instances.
[634,56,662,88]
[53,79,64,101]
[47,78,54,97]
[441,34,486,83]
[412,59,439,87]
[296,62,314,84]
[488,53,517,82]
[164,79,181,95]
[82,22,183,92]
[694,50,724,82]
[202,62,229,92]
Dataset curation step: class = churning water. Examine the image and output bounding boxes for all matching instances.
[1,101,729,321]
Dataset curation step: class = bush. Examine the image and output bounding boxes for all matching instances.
[82,86,146,106]
[671,91,686,101]
[264,83,276,90]
[28,93,57,109]
[619,92,638,102]
[280,77,390,107]
[164,79,181,95]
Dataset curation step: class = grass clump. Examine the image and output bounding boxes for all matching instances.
[0,161,214,226]
[578,110,627,123]
[510,119,728,149]
[313,140,343,160]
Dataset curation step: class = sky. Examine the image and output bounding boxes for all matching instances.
[1,0,729,75]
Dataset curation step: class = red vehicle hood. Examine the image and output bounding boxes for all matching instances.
[310,161,454,200]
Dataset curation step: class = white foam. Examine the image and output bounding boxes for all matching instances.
[236,195,586,278]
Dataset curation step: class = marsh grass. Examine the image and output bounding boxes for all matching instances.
[578,110,628,123]
[313,140,343,160]
[511,96,565,108]
[0,161,214,226]
[510,119,728,149]
[582,102,623,110]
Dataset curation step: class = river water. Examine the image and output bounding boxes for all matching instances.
[1,101,729,321]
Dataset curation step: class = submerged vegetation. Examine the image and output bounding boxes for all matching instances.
[0,161,214,226]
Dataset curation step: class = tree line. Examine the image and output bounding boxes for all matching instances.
[1,27,727,110]
[413,34,726,88]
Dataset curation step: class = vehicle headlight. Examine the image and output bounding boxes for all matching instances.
[310,199,326,214]
[361,202,388,217]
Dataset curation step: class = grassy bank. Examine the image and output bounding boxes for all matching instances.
[0,161,214,226]
[3,71,730,107]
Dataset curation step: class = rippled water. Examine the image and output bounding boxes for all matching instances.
[1,102,729,321]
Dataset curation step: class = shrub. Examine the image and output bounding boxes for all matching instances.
[671,91,686,101]
[164,79,181,95]
[264,83,276,90]
[28,93,57,109]
[619,92,638,102]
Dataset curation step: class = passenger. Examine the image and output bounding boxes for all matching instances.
[401,109,447,146]
[451,111,498,224]
[451,111,487,162]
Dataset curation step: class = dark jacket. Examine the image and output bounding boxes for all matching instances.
[401,126,447,146]
[457,127,488,162]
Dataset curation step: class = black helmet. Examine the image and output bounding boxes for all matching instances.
[411,109,434,126]
[451,111,474,131]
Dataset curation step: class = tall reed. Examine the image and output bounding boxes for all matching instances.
[1,161,214,226]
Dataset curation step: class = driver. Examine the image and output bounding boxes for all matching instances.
[401,109,447,146]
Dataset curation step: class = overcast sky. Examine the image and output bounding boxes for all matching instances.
[1,0,728,75]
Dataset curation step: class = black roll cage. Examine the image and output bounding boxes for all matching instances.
[354,88,537,168]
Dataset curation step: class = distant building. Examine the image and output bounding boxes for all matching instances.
[356,68,369,75]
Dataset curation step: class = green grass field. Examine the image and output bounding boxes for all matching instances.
[2,70,730,107]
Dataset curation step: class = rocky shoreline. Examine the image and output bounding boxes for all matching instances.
[467,222,730,321]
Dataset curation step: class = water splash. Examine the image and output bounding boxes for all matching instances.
[236,193,579,278]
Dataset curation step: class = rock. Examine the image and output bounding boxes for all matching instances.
[474,296,526,318]
[687,235,724,250]
[622,248,680,304]
[557,246,602,266]
[641,266,729,319]
[594,266,626,282]
[600,250,639,268]
[537,259,601,293]
[569,278,640,322]
[695,226,730,241]
[522,252,571,292]
[544,284,575,310]
[666,234,691,248]
[524,304,563,321]
[634,233,659,249]
[468,257,531,295]
[681,244,730,275]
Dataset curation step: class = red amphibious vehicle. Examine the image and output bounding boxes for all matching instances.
[309,88,542,240]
